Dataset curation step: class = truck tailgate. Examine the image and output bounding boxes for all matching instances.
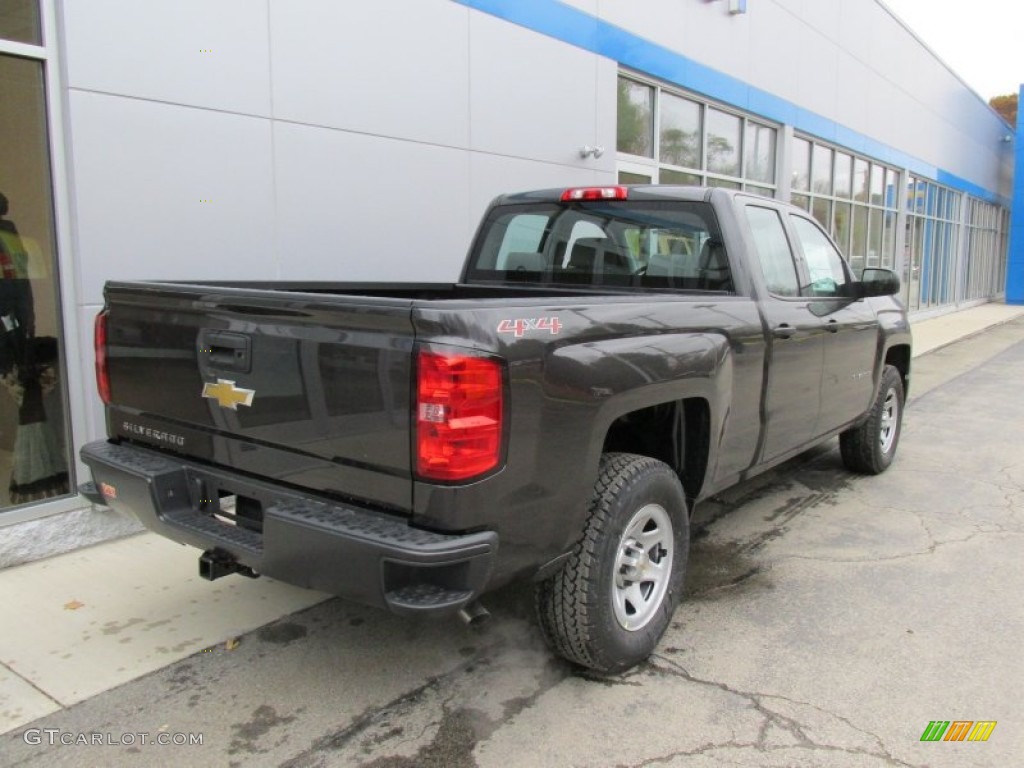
[102,282,415,512]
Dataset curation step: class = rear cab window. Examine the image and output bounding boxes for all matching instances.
[466,200,733,293]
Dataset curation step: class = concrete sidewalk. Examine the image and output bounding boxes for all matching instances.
[1,301,1023,737]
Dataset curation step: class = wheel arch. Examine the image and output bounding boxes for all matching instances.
[884,343,911,396]
[601,397,711,506]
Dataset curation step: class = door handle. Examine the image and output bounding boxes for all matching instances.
[826,319,839,333]
[199,330,252,373]
[772,324,796,340]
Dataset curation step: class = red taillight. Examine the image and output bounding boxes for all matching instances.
[560,186,628,202]
[94,309,111,405]
[416,349,503,482]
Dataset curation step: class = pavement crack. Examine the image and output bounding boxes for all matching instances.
[645,654,921,767]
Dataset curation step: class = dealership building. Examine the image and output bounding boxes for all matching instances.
[0,0,1016,550]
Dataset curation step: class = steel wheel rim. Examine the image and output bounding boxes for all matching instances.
[879,387,899,454]
[612,503,674,631]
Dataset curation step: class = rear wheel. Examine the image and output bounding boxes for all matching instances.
[535,453,689,673]
[840,364,904,474]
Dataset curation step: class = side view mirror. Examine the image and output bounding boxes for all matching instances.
[852,267,900,298]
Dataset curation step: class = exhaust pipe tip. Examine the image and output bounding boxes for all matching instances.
[457,601,490,626]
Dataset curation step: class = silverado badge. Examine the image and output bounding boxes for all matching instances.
[202,379,255,410]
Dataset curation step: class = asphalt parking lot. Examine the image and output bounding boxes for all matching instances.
[5,317,1024,767]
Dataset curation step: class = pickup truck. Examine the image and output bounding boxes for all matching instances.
[82,185,911,673]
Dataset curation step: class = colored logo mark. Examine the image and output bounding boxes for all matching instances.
[920,721,996,742]
[201,379,255,410]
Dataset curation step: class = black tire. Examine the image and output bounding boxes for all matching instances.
[840,364,904,475]
[535,452,689,674]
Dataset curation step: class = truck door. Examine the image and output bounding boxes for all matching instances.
[743,205,825,461]
[787,215,878,435]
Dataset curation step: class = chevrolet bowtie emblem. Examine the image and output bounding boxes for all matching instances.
[202,379,255,410]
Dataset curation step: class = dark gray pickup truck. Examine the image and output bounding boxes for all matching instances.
[82,186,911,673]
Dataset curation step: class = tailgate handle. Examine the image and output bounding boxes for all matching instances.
[201,331,252,373]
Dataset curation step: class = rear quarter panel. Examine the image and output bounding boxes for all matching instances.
[411,295,766,586]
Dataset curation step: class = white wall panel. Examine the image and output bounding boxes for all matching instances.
[594,57,619,159]
[746,0,802,106]
[835,53,870,139]
[270,0,470,148]
[61,0,271,116]
[796,29,838,123]
[69,91,276,304]
[273,123,472,282]
[469,153,608,230]
[678,0,752,88]
[468,12,608,166]
[800,0,842,42]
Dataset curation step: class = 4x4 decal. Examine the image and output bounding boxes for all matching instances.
[497,317,563,338]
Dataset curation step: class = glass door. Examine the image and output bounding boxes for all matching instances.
[1,6,73,510]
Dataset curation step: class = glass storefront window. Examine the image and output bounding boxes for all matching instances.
[868,208,883,267]
[834,152,852,199]
[853,158,869,202]
[870,164,885,205]
[616,75,778,194]
[707,177,741,190]
[706,108,741,177]
[1,52,72,510]
[791,138,810,192]
[660,169,701,185]
[812,145,833,195]
[812,197,831,231]
[0,0,41,45]
[744,122,776,184]
[833,201,852,257]
[617,77,654,158]
[659,92,701,169]
[618,170,652,185]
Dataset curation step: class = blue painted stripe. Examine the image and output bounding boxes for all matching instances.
[1006,85,1024,303]
[453,0,1008,207]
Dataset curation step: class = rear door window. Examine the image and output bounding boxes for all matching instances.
[744,206,800,297]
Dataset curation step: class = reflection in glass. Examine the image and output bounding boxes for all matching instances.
[744,122,776,184]
[812,145,833,195]
[660,169,701,186]
[812,197,831,232]
[706,108,740,177]
[791,138,811,191]
[617,77,654,158]
[833,201,851,258]
[0,54,70,509]
[886,170,899,209]
[791,193,811,211]
[868,208,883,267]
[659,93,701,169]
[619,171,652,185]
[707,177,741,190]
[870,164,885,204]
[834,152,852,199]
[853,158,869,202]
[851,205,867,273]
[0,0,41,45]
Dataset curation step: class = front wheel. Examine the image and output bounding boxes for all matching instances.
[840,364,905,474]
[535,453,689,674]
